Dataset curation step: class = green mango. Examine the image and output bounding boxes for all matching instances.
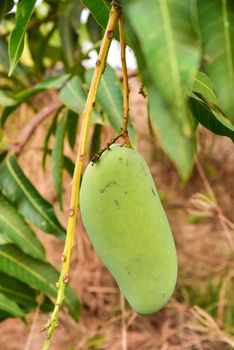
[80,144,177,315]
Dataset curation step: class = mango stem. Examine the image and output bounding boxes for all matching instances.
[119,12,131,147]
[41,4,121,350]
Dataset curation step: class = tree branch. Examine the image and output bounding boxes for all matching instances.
[42,4,121,349]
[10,100,62,155]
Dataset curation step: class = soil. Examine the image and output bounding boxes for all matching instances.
[0,78,233,350]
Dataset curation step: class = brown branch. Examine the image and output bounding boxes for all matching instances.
[118,13,131,146]
[10,100,62,155]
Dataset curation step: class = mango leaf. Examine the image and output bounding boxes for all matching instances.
[82,0,111,32]
[0,196,45,261]
[0,292,25,318]
[191,71,218,105]
[126,0,199,134]
[16,74,70,102]
[42,110,60,170]
[58,0,81,69]
[63,155,75,177]
[59,75,103,123]
[123,0,198,179]
[190,98,234,142]
[52,112,68,209]
[0,0,14,20]
[197,0,234,122]
[1,75,68,127]
[0,90,17,107]
[0,244,80,321]
[0,155,65,239]
[0,38,28,84]
[0,272,37,313]
[67,110,79,150]
[190,71,234,135]
[90,124,103,159]
[149,87,196,179]
[85,65,136,143]
[8,0,37,76]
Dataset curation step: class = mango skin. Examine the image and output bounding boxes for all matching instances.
[80,144,178,315]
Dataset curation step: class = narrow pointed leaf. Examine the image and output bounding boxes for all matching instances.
[90,124,103,159]
[191,72,218,105]
[197,0,234,122]
[126,0,199,137]
[52,113,68,209]
[149,87,196,179]
[0,244,80,321]
[0,292,25,318]
[59,76,103,123]
[0,196,45,260]
[0,155,65,239]
[82,0,111,31]
[42,111,60,170]
[0,272,37,312]
[86,65,136,143]
[8,0,37,76]
[0,0,14,20]
[67,110,79,150]
[190,98,234,142]
[16,74,70,102]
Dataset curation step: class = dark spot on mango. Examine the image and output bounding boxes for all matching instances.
[99,181,117,193]
[114,199,120,209]
[151,187,156,196]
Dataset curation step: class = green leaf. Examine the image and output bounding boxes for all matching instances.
[191,71,218,105]
[0,90,17,107]
[86,65,136,143]
[67,110,79,150]
[82,0,111,32]
[126,0,199,135]
[63,155,75,177]
[0,244,80,321]
[190,71,234,136]
[90,124,103,159]
[149,87,196,179]
[190,98,234,142]
[197,0,234,122]
[123,0,199,179]
[59,75,103,123]
[52,112,68,209]
[42,110,60,171]
[0,196,45,260]
[1,75,68,127]
[0,272,37,313]
[0,0,14,20]
[0,155,65,239]
[16,74,70,102]
[8,0,37,76]
[0,292,25,318]
[58,0,81,69]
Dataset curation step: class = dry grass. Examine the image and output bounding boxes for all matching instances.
[0,79,233,350]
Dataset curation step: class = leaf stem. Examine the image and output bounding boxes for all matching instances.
[41,4,121,350]
[118,13,131,147]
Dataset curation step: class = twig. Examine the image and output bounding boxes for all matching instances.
[118,13,131,146]
[195,158,234,251]
[120,294,127,350]
[42,4,121,350]
[24,295,44,350]
[10,100,62,155]
[91,132,124,163]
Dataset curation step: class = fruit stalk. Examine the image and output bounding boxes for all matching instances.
[119,13,131,147]
[42,4,121,350]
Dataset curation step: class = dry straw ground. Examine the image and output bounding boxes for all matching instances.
[0,78,233,350]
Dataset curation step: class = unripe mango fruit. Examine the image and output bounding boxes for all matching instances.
[80,144,177,315]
